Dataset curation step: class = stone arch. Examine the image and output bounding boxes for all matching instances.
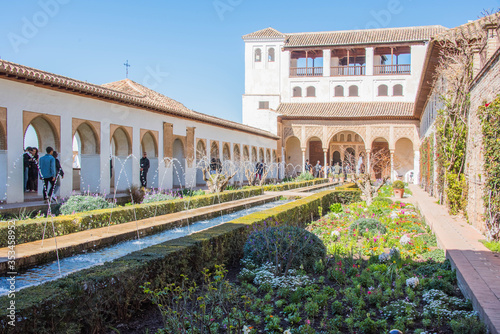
[243,145,250,161]
[251,147,257,162]
[141,131,159,188]
[210,141,219,160]
[327,129,366,148]
[371,137,390,179]
[141,131,158,157]
[24,115,60,152]
[196,139,207,185]
[285,136,301,166]
[73,122,101,192]
[74,122,100,155]
[394,137,414,180]
[173,138,185,187]
[233,144,241,161]
[258,148,264,162]
[307,136,323,165]
[223,143,231,161]
[111,127,132,156]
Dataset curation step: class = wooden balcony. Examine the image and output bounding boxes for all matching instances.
[374,64,411,75]
[331,65,366,76]
[290,67,323,77]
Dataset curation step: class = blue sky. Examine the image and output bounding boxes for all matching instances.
[1,0,499,124]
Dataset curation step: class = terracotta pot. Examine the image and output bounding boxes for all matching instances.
[393,188,405,198]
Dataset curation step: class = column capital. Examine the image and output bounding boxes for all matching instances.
[301,147,306,152]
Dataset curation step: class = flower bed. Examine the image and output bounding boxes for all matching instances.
[139,197,485,334]
[0,187,358,333]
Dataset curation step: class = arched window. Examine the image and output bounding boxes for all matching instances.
[306,86,316,97]
[268,48,275,62]
[254,48,262,62]
[393,84,403,96]
[340,134,345,142]
[378,84,388,96]
[334,85,344,97]
[293,86,302,97]
[347,134,352,142]
[348,85,359,97]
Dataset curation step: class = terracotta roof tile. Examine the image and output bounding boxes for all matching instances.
[244,25,448,47]
[242,27,286,39]
[277,102,415,118]
[0,60,278,139]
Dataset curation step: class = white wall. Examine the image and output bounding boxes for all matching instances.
[0,79,277,203]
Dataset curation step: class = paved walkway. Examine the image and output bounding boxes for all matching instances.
[406,185,500,334]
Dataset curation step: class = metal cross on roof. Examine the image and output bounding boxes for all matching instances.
[124,60,131,78]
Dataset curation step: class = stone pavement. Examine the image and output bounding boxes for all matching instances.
[406,185,500,334]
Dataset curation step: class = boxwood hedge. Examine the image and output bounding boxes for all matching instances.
[0,180,328,248]
[0,184,360,333]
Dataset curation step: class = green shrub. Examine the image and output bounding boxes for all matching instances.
[372,197,393,205]
[59,195,114,215]
[329,203,343,213]
[243,225,326,274]
[0,188,341,333]
[349,218,387,235]
[142,192,178,203]
[450,316,487,334]
[295,172,315,181]
[392,180,405,189]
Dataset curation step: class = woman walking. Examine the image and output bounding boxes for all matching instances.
[27,147,39,192]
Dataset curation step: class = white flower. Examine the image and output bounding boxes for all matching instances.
[406,277,419,288]
[379,252,390,262]
[400,235,411,246]
[331,230,340,237]
[283,330,292,334]
[243,325,252,334]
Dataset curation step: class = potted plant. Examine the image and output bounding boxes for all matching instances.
[328,172,334,183]
[392,180,405,198]
[339,173,345,183]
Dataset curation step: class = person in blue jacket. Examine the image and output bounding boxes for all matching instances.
[39,146,56,201]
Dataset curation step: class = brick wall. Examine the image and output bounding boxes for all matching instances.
[466,50,500,232]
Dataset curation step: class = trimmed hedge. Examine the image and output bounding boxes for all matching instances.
[262,178,328,191]
[0,185,360,333]
[0,188,263,247]
[0,180,329,247]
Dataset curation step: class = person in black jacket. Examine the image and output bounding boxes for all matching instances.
[23,147,32,191]
[140,151,150,188]
[27,147,39,192]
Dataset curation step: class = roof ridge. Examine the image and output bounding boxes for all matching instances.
[284,25,448,36]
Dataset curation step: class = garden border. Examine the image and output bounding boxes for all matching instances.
[0,184,359,333]
[0,179,328,248]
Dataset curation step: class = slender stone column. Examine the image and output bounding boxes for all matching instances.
[390,149,395,181]
[365,149,371,177]
[323,149,328,177]
[413,150,420,185]
[301,148,306,172]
